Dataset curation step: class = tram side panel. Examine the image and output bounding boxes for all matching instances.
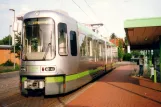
[45,19,79,95]
[63,21,80,93]
[76,34,107,88]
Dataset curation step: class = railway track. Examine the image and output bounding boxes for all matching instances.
[0,81,95,107]
[0,71,98,107]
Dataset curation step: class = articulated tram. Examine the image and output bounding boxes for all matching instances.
[19,10,116,95]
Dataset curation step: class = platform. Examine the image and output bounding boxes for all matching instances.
[66,64,161,107]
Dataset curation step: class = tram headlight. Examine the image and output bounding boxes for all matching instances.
[45,67,55,71]
[45,67,50,71]
[50,67,55,71]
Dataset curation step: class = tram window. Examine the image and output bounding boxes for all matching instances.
[99,42,102,57]
[89,40,93,56]
[80,35,92,57]
[58,23,67,56]
[86,37,89,56]
[85,36,88,56]
[99,41,104,60]
[102,42,105,60]
[70,31,77,56]
[80,34,86,56]
[92,40,99,60]
[87,37,92,56]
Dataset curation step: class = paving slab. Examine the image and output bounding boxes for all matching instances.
[66,65,161,107]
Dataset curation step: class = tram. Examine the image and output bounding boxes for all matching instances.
[19,10,115,95]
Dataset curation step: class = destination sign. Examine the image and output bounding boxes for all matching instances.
[25,18,54,26]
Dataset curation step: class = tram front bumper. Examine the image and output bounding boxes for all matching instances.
[20,76,65,95]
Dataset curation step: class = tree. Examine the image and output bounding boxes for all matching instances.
[118,40,124,61]
[124,36,128,53]
[0,34,21,59]
[131,50,141,58]
[124,36,128,46]
[11,33,21,58]
[110,33,117,39]
[0,35,12,45]
[123,53,132,61]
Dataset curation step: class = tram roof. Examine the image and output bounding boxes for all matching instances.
[78,23,97,37]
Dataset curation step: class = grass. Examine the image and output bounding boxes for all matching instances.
[0,65,20,73]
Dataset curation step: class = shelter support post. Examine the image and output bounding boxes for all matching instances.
[150,50,152,66]
[148,50,152,70]
[154,70,157,83]
[149,50,153,79]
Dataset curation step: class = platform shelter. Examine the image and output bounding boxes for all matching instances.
[124,17,161,82]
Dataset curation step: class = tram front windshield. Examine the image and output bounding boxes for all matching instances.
[23,18,55,60]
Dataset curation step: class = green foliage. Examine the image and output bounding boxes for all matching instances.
[0,40,3,45]
[1,60,14,66]
[110,33,117,39]
[0,69,13,73]
[118,48,124,59]
[131,50,141,58]
[0,35,12,45]
[118,40,124,60]
[15,64,20,70]
[0,64,20,73]
[124,36,128,46]
[11,34,21,58]
[0,60,20,73]
[123,53,132,61]
[31,38,38,52]
[153,49,159,57]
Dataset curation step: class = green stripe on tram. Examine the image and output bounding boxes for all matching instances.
[66,67,104,82]
[66,73,79,82]
[45,76,64,83]
[21,66,105,83]
[66,70,90,82]
[22,77,27,82]
[45,66,105,83]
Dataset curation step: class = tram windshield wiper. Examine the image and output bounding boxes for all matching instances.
[43,31,52,60]
[43,42,51,60]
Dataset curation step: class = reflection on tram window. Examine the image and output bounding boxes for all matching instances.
[58,23,67,56]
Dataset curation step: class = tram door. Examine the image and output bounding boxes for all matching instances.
[66,22,79,91]
[68,23,79,75]
[58,22,78,74]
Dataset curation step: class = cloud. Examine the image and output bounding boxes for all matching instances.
[18,7,31,15]
[0,3,18,11]
[1,0,161,39]
[0,3,8,10]
[86,0,126,37]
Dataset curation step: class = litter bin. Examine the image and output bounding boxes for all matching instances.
[150,64,157,83]
[150,65,154,77]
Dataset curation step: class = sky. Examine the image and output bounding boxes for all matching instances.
[0,0,161,40]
